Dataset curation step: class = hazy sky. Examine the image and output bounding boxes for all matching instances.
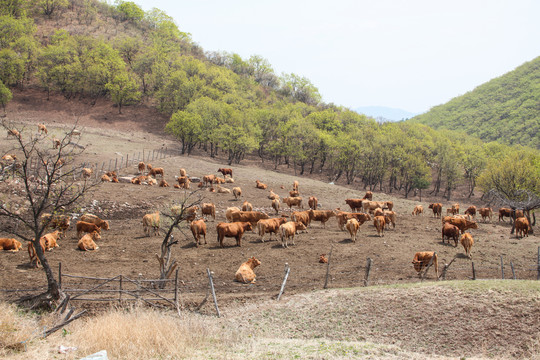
[134,0,540,114]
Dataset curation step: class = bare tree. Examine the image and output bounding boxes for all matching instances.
[155,190,203,289]
[484,189,539,234]
[0,120,98,309]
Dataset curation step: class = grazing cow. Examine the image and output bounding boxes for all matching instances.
[363,201,385,214]
[80,214,110,231]
[346,218,360,242]
[319,254,328,263]
[241,201,253,212]
[138,162,145,174]
[142,211,160,236]
[279,221,306,248]
[177,176,191,189]
[78,231,101,251]
[190,219,207,247]
[515,217,530,238]
[146,163,153,172]
[203,174,215,187]
[218,168,233,178]
[460,233,474,259]
[452,203,460,215]
[216,221,252,247]
[383,210,396,229]
[383,201,394,211]
[37,123,47,135]
[335,211,371,231]
[373,215,386,237]
[148,167,164,178]
[412,205,423,216]
[311,210,336,228]
[412,252,439,279]
[428,203,443,218]
[201,203,216,220]
[179,168,187,177]
[292,209,314,227]
[225,207,241,222]
[230,211,269,225]
[293,180,299,192]
[308,196,318,210]
[362,191,373,201]
[0,238,22,252]
[478,207,493,222]
[216,185,231,194]
[268,189,279,200]
[283,196,303,210]
[52,138,61,149]
[345,198,364,212]
[76,221,101,238]
[271,199,280,215]
[257,217,288,242]
[289,190,300,197]
[442,223,460,247]
[464,206,477,218]
[232,187,242,200]
[235,257,261,283]
[159,179,169,187]
[447,218,478,234]
[498,208,512,222]
[255,180,268,190]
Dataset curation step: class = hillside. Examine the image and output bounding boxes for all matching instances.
[410,56,540,148]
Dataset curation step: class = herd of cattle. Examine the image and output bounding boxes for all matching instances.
[0,151,535,284]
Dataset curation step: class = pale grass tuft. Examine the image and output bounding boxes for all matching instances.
[0,302,42,356]
[67,306,240,360]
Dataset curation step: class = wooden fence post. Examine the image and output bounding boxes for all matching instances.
[206,269,220,317]
[119,275,123,302]
[126,154,129,169]
[108,159,112,172]
[58,262,62,289]
[471,261,476,280]
[537,246,540,280]
[363,257,372,286]
[114,158,118,171]
[500,255,505,279]
[323,245,333,289]
[174,269,180,316]
[510,261,516,280]
[277,263,290,301]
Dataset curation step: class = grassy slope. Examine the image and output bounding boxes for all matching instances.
[410,56,540,149]
[2,281,539,359]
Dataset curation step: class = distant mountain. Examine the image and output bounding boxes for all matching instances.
[409,56,540,149]
[354,106,418,122]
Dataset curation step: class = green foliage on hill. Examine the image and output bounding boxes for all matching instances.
[410,57,540,149]
[0,0,538,199]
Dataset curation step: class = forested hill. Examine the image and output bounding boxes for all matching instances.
[409,57,540,149]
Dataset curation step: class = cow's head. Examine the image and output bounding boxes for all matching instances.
[412,260,424,273]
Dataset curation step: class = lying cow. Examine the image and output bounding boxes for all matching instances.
[78,231,101,251]
[235,257,261,283]
[0,238,22,252]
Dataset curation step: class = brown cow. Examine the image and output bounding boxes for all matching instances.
[148,167,164,178]
[363,200,385,214]
[319,254,328,263]
[225,207,241,222]
[289,190,300,197]
[447,218,478,234]
[383,210,396,229]
[373,215,386,237]
[460,233,474,259]
[268,189,280,200]
[216,222,252,247]
[362,191,373,201]
[464,206,477,218]
[80,214,110,231]
[142,211,160,236]
[203,174,215,187]
[346,218,360,242]
[76,221,102,239]
[345,198,364,212]
[293,180,299,192]
[0,238,22,252]
[311,210,336,228]
[138,162,145,174]
[283,196,303,210]
[442,223,460,247]
[38,123,48,135]
[256,180,268,190]
[383,201,394,211]
[235,257,261,283]
[78,231,101,251]
[230,211,269,225]
[28,238,47,268]
[478,207,493,222]
[498,208,512,222]
[279,221,307,248]
[336,211,371,231]
[271,199,280,215]
[412,252,439,279]
[201,203,216,220]
[218,168,233,178]
[190,219,207,247]
[451,203,460,215]
[292,209,314,227]
[412,205,423,216]
[308,196,318,210]
[515,217,530,238]
[257,217,288,242]
[241,201,253,212]
[232,187,242,200]
[428,203,443,218]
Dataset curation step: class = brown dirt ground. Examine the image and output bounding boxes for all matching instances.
[1,90,539,358]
